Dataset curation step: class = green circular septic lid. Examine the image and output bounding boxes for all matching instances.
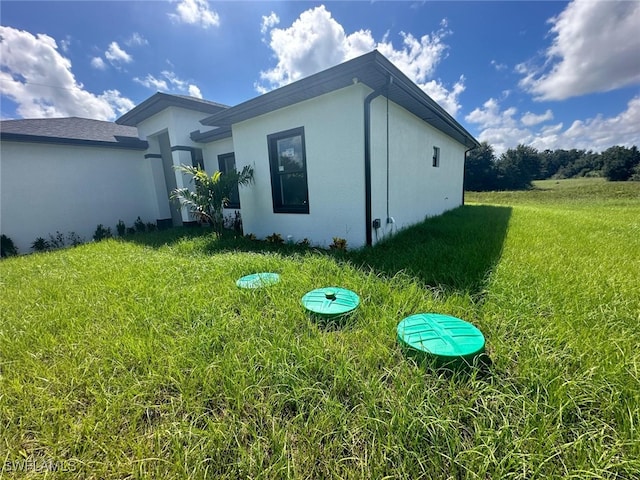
[301,287,360,317]
[397,313,485,364]
[236,272,280,289]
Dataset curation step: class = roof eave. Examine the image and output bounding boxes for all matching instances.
[0,132,149,150]
[199,50,479,148]
[190,126,233,143]
[116,92,228,127]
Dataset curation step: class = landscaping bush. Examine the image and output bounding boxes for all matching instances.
[1,234,18,257]
[31,237,51,252]
[116,220,126,237]
[93,224,112,242]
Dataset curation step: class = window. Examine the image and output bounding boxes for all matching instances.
[432,146,440,167]
[218,152,240,209]
[267,127,309,213]
[191,148,204,169]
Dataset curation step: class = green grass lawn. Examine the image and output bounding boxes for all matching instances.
[1,178,639,479]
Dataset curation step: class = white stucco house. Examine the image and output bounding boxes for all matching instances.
[0,50,479,254]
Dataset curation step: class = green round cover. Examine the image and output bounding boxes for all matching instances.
[236,272,280,289]
[301,287,360,317]
[397,313,485,363]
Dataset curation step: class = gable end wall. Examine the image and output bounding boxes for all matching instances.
[370,96,466,243]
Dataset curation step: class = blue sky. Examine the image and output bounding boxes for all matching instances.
[1,0,639,153]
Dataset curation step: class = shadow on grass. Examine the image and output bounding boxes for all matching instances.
[350,205,512,293]
[126,205,511,295]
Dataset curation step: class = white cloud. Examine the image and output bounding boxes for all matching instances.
[466,98,518,129]
[490,60,507,72]
[161,70,187,89]
[519,0,640,100]
[421,76,466,119]
[188,84,202,99]
[0,26,134,120]
[558,96,640,151]
[521,109,553,127]
[261,12,280,35]
[90,56,107,70]
[105,41,132,65]
[134,74,169,91]
[126,32,148,46]
[134,70,202,98]
[169,0,220,28]
[465,96,640,154]
[257,5,465,117]
[60,36,71,53]
[99,90,135,116]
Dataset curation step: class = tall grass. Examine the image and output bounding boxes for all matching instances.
[1,178,638,479]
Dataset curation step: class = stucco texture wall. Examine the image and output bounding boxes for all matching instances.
[232,84,368,248]
[369,96,466,244]
[0,141,158,253]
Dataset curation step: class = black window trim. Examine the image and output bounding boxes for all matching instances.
[218,152,240,209]
[267,126,310,214]
[432,146,440,168]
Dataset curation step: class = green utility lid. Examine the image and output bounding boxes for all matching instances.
[301,287,360,317]
[236,272,280,289]
[397,313,485,366]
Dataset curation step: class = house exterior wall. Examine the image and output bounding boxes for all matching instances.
[202,137,234,173]
[135,107,214,224]
[369,96,467,244]
[201,137,240,220]
[135,107,208,146]
[231,84,368,247]
[0,141,157,253]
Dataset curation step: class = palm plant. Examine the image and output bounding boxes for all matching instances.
[170,164,254,232]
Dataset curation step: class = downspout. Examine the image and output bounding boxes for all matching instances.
[386,83,390,224]
[462,145,477,205]
[364,77,391,246]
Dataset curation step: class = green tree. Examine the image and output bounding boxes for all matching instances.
[171,164,254,232]
[601,145,640,181]
[495,144,540,190]
[465,142,497,191]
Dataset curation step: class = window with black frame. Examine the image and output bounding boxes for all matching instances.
[432,146,440,167]
[218,152,240,209]
[267,127,309,213]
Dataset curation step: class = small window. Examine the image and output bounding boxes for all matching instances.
[191,148,204,169]
[267,127,309,214]
[432,146,440,167]
[218,152,240,209]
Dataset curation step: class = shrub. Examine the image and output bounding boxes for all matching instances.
[116,220,126,237]
[134,217,146,233]
[266,233,284,244]
[31,237,51,252]
[48,231,66,249]
[66,232,84,247]
[93,224,112,242]
[1,234,18,257]
[146,222,157,232]
[245,233,257,241]
[224,211,243,233]
[329,237,348,251]
[298,238,311,247]
[171,164,254,233]
[126,227,136,235]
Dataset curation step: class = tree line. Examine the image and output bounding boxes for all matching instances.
[465,143,640,191]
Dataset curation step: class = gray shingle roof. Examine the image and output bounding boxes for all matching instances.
[0,117,148,149]
[116,92,228,126]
